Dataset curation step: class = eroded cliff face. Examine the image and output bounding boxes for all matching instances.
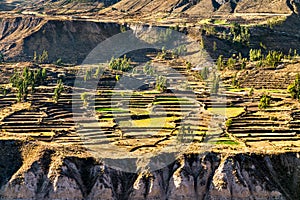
[0,140,299,200]
[0,17,122,63]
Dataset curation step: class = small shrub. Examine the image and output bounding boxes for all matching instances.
[248,87,254,96]
[155,75,169,92]
[55,58,62,66]
[216,55,224,70]
[225,119,232,127]
[53,79,64,103]
[81,92,89,106]
[84,68,93,82]
[185,61,192,71]
[38,50,49,63]
[264,50,283,67]
[249,49,263,61]
[143,62,155,75]
[211,74,220,94]
[258,94,271,109]
[200,66,209,80]
[226,57,236,69]
[94,66,103,79]
[287,73,300,100]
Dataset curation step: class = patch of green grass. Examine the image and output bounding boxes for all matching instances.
[138,90,162,94]
[198,18,211,25]
[216,139,239,145]
[119,116,177,128]
[96,107,128,113]
[208,107,244,118]
[153,101,193,105]
[213,19,229,26]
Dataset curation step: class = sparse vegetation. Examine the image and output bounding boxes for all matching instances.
[216,55,224,70]
[249,49,263,62]
[33,50,49,64]
[210,73,220,94]
[264,50,283,67]
[143,62,155,75]
[109,55,132,72]
[288,73,300,100]
[225,118,232,127]
[258,94,271,109]
[10,67,47,102]
[155,75,168,92]
[84,67,93,82]
[266,16,287,29]
[200,66,209,80]
[81,92,89,106]
[156,47,167,60]
[53,79,64,103]
[230,23,250,46]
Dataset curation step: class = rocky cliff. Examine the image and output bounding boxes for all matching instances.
[0,16,122,63]
[0,140,299,200]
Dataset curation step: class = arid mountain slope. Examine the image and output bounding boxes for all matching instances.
[0,17,122,63]
[1,13,300,63]
[12,0,298,16]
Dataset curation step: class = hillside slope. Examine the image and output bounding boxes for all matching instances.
[12,0,297,16]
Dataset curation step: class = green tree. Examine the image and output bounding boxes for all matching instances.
[248,87,254,96]
[264,50,283,67]
[249,49,263,61]
[84,68,93,82]
[38,50,49,63]
[288,73,300,100]
[94,66,103,78]
[81,92,89,106]
[258,94,271,109]
[33,51,37,63]
[53,79,64,103]
[109,56,132,72]
[10,67,38,102]
[216,55,224,70]
[211,74,220,94]
[156,76,169,92]
[213,41,217,51]
[226,57,236,69]
[200,67,209,80]
[55,58,62,66]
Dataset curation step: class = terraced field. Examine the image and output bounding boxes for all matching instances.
[224,65,300,150]
[1,49,300,157]
[0,54,232,157]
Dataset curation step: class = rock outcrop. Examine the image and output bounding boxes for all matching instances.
[0,141,299,199]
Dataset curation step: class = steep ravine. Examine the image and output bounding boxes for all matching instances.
[0,140,299,199]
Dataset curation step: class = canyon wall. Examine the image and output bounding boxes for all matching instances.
[0,140,299,199]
